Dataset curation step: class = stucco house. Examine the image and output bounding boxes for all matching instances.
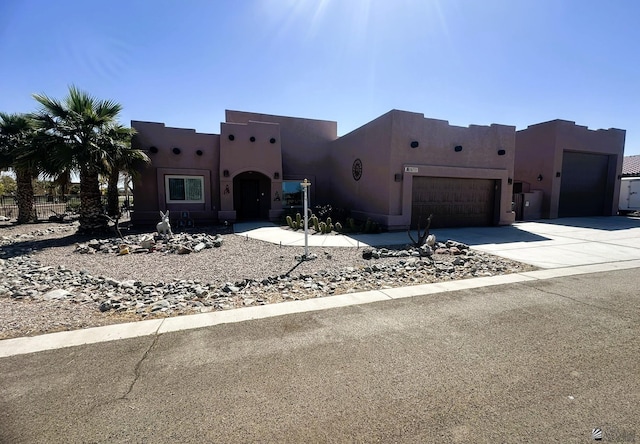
[131,110,625,230]
[514,120,625,219]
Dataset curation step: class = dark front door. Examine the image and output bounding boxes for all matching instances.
[233,171,271,220]
[239,179,260,219]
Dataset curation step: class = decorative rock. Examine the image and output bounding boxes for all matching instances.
[43,289,72,300]
[0,225,530,320]
[177,245,192,254]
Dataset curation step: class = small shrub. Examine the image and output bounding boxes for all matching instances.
[65,201,81,213]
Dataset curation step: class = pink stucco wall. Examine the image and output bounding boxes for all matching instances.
[131,121,220,225]
[327,111,394,216]
[328,110,516,229]
[225,110,338,205]
[218,120,283,221]
[131,110,624,231]
[515,120,625,218]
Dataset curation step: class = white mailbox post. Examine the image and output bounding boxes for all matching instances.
[300,178,311,259]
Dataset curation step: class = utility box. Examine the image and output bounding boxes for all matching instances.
[619,177,640,213]
[513,190,543,221]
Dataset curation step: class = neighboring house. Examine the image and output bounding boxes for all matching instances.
[131,110,625,229]
[622,154,640,177]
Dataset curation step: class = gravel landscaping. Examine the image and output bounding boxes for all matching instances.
[0,221,536,340]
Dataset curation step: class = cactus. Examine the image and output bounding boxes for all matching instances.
[286,215,294,229]
[328,223,334,233]
[365,218,372,233]
[296,213,304,228]
[311,215,319,232]
[326,216,332,225]
[335,222,343,232]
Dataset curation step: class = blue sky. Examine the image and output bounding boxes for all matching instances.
[1,0,639,154]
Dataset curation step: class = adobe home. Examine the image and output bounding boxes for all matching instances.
[131,110,626,230]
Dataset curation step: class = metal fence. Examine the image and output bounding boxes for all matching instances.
[0,194,82,220]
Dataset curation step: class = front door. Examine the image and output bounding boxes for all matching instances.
[233,171,271,220]
[239,179,260,219]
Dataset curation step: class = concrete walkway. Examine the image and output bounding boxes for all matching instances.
[2,216,640,357]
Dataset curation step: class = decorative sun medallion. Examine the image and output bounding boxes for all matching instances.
[352,158,363,181]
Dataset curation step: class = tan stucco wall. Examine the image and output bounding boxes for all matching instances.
[515,120,626,218]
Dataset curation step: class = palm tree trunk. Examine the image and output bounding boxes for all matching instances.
[106,168,120,217]
[15,167,35,224]
[78,166,108,234]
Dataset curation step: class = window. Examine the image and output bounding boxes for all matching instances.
[165,175,204,203]
[282,181,303,208]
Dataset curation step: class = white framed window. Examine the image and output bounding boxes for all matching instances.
[165,175,205,203]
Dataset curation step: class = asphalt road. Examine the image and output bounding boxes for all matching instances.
[1,268,639,443]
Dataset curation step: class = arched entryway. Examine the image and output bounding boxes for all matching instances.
[233,171,271,220]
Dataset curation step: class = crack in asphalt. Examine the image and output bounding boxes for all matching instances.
[82,321,164,416]
[530,284,633,322]
[120,321,164,400]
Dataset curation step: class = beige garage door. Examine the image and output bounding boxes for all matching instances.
[411,177,496,228]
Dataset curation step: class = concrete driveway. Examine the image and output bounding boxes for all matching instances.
[235,216,640,269]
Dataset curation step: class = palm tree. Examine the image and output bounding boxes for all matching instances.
[32,86,125,234]
[102,124,149,217]
[0,113,39,224]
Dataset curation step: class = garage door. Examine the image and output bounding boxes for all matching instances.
[558,152,609,217]
[411,177,496,229]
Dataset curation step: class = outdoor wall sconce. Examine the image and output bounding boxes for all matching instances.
[410,141,419,148]
[394,173,403,182]
[196,149,203,156]
[228,134,235,141]
[223,170,230,178]
[172,147,181,154]
[250,136,256,142]
[508,178,513,184]
[273,172,280,179]
[537,174,543,181]
[556,172,561,178]
[497,149,506,156]
[270,138,276,144]
[454,145,463,152]
[149,146,158,153]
